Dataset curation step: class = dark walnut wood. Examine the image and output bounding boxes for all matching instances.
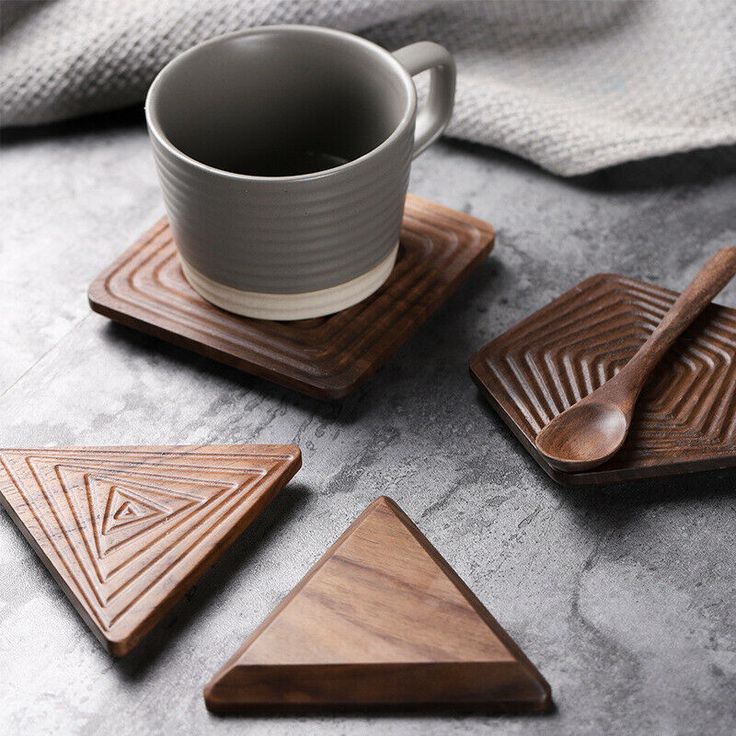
[0,445,301,656]
[88,194,494,400]
[535,248,736,471]
[204,496,552,714]
[470,273,736,485]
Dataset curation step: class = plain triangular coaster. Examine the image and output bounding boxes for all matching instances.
[205,496,552,713]
[0,445,301,655]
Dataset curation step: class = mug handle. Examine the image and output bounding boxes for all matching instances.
[392,42,456,158]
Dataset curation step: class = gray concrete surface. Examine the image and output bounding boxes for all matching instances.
[1,109,735,736]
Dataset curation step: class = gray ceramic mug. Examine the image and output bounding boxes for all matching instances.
[146,25,455,320]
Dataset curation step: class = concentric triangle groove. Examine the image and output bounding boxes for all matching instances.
[88,474,201,564]
[204,496,552,713]
[0,445,301,655]
[100,481,184,534]
[29,458,243,604]
[102,486,166,531]
[25,458,272,625]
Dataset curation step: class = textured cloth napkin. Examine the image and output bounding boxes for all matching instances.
[2,0,735,175]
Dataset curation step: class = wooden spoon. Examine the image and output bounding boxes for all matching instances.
[535,247,736,472]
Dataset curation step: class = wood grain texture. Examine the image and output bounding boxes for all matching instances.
[534,248,736,471]
[0,445,301,655]
[204,496,552,714]
[88,194,494,400]
[470,273,736,485]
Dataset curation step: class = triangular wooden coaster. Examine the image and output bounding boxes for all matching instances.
[204,496,552,713]
[0,445,301,656]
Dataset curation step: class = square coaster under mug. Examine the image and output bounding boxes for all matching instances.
[89,195,494,399]
[471,274,736,485]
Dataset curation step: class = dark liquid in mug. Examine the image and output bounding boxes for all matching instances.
[230,150,349,176]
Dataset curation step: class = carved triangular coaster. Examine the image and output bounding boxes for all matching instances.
[204,496,552,713]
[0,445,301,655]
[470,273,736,485]
[88,195,494,399]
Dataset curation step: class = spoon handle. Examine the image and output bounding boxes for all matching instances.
[621,247,736,394]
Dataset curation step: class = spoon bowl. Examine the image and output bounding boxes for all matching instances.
[535,401,629,471]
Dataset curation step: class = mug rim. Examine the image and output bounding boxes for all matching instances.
[145,24,418,183]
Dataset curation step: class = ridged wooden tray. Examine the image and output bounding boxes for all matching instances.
[471,274,736,485]
[89,195,494,400]
[0,445,301,655]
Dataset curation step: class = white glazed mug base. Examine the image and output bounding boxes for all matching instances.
[180,244,399,321]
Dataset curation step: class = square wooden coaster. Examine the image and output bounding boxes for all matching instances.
[89,195,494,400]
[471,273,736,485]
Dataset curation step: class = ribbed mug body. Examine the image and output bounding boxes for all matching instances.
[149,123,413,295]
[145,26,433,320]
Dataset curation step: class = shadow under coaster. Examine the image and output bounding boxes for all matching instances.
[471,274,736,485]
[205,496,552,714]
[0,445,301,655]
[89,195,495,400]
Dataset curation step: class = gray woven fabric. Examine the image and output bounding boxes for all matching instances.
[1,0,735,175]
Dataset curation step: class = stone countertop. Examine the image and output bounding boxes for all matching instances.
[1,109,735,736]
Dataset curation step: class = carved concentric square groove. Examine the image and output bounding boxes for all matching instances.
[0,445,301,655]
[471,274,736,485]
[88,195,495,399]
